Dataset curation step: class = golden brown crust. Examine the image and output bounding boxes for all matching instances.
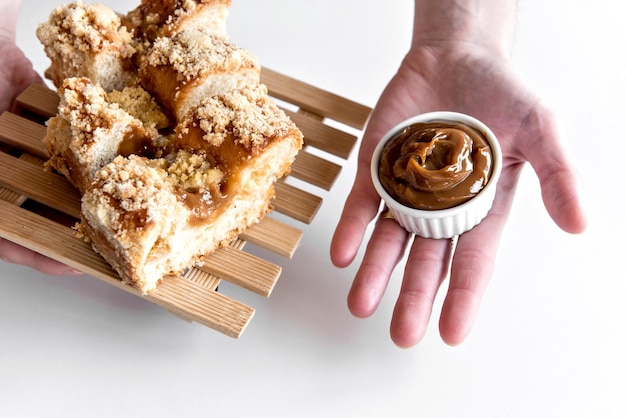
[123,0,231,44]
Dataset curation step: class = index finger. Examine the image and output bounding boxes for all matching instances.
[330,167,381,268]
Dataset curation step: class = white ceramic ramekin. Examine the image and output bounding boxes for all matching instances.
[370,111,502,239]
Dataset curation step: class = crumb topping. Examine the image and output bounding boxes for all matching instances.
[189,85,297,149]
[146,31,258,81]
[37,1,134,57]
[109,86,170,130]
[96,155,173,215]
[124,0,231,39]
[162,150,224,192]
[58,78,143,145]
[93,152,224,231]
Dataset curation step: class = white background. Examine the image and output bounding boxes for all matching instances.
[3,0,624,416]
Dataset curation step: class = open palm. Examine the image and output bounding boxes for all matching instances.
[331,45,586,347]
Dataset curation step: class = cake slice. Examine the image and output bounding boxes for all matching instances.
[43,78,166,194]
[36,2,137,92]
[79,85,303,293]
[139,30,260,121]
[80,153,219,292]
[123,0,231,47]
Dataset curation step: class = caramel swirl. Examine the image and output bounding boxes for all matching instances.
[379,121,493,210]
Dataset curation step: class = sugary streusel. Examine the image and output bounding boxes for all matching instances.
[146,31,258,81]
[58,78,144,146]
[97,155,172,214]
[108,86,170,130]
[162,150,224,192]
[189,85,297,150]
[37,1,134,54]
[124,0,231,43]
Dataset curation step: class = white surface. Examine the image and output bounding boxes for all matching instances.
[3,0,624,417]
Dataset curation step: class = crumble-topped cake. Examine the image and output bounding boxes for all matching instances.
[38,1,303,293]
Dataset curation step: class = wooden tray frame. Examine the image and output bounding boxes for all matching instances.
[0,68,370,338]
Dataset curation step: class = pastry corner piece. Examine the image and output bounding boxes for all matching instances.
[124,0,232,46]
[36,1,137,92]
[79,85,303,294]
[79,155,190,292]
[43,77,165,194]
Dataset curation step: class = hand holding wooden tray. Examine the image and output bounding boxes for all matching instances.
[0,68,370,338]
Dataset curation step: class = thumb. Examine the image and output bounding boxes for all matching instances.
[519,106,587,234]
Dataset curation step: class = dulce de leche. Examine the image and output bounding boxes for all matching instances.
[378,121,493,210]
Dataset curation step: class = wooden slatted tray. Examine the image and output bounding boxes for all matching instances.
[0,68,371,338]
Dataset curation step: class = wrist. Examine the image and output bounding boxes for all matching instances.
[0,0,21,41]
[411,0,516,58]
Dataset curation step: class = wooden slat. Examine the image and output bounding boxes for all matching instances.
[229,237,247,251]
[261,67,371,130]
[0,151,45,206]
[285,109,358,160]
[14,83,59,119]
[0,152,81,219]
[18,151,45,167]
[0,187,27,206]
[200,246,282,297]
[182,267,221,290]
[290,149,341,191]
[149,277,254,338]
[273,180,322,224]
[240,217,302,258]
[182,237,245,290]
[0,112,48,159]
[0,199,254,338]
[0,199,127,280]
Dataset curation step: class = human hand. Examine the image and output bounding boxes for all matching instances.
[0,12,81,276]
[0,9,42,112]
[330,43,587,347]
